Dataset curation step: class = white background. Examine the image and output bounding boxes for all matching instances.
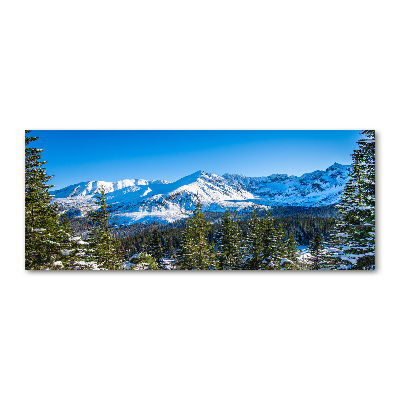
[1,1,399,399]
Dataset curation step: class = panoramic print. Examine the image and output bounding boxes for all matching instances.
[25,130,375,270]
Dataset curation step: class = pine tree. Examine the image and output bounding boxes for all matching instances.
[132,253,159,270]
[164,236,175,259]
[259,212,286,269]
[310,232,324,270]
[179,200,216,270]
[283,230,299,269]
[25,133,71,270]
[259,211,275,268]
[148,228,164,265]
[216,210,244,270]
[88,187,121,270]
[331,130,375,269]
[245,211,263,270]
[57,215,89,269]
[321,227,342,269]
[69,235,90,269]
[272,222,286,266]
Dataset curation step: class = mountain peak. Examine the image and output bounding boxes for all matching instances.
[52,165,352,224]
[330,162,342,168]
[326,162,349,172]
[184,170,212,180]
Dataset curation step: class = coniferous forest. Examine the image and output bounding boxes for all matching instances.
[25,130,375,270]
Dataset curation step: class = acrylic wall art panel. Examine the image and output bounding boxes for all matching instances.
[25,130,375,271]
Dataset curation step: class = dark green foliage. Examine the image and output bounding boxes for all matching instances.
[285,231,299,265]
[132,253,158,270]
[245,211,264,269]
[279,230,300,270]
[259,211,275,268]
[112,223,183,261]
[147,228,164,265]
[257,212,290,269]
[310,232,324,270]
[88,187,121,270]
[70,206,335,255]
[25,134,71,270]
[57,215,89,269]
[331,130,375,269]
[105,207,336,270]
[216,210,244,270]
[179,201,216,270]
[271,222,286,267]
[63,204,338,270]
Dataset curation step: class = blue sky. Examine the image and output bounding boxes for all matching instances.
[30,130,362,190]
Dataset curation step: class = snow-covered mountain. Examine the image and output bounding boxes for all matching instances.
[223,162,351,207]
[51,163,351,224]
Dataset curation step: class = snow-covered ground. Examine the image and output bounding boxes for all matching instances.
[122,257,178,270]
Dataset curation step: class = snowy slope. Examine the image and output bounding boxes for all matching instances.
[51,163,351,224]
[223,162,351,207]
[51,178,170,198]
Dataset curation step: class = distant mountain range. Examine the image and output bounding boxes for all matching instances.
[51,162,351,224]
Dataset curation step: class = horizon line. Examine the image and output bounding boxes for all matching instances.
[50,161,351,191]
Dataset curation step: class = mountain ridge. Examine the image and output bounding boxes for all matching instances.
[52,163,351,224]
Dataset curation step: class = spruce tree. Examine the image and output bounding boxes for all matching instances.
[273,222,286,266]
[245,211,263,270]
[69,235,90,269]
[25,133,70,270]
[179,200,216,270]
[321,228,343,270]
[57,214,90,269]
[310,232,324,270]
[260,211,275,268]
[283,230,299,269]
[132,253,159,270]
[148,228,164,266]
[332,130,375,269]
[164,236,175,259]
[259,212,286,269]
[88,187,121,270]
[216,210,244,270]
